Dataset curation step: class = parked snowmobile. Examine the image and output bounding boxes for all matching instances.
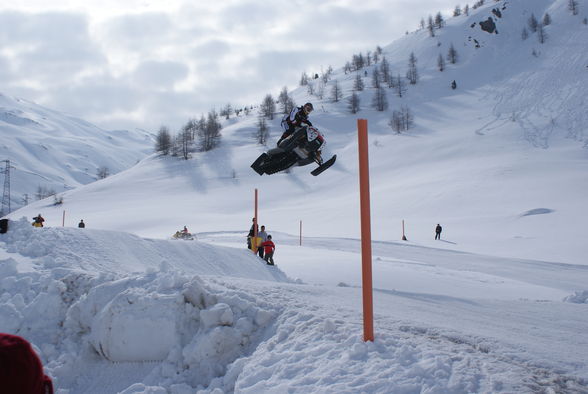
[251,125,336,176]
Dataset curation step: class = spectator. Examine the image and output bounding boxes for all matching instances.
[32,214,45,228]
[257,225,268,258]
[0,333,54,394]
[261,235,276,266]
[78,219,85,228]
[435,224,442,240]
[451,80,457,89]
[247,218,258,250]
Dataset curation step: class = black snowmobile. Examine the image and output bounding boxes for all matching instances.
[251,125,336,176]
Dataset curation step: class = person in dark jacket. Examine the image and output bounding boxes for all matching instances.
[435,224,442,240]
[0,333,54,394]
[278,102,314,146]
[78,220,85,228]
[32,214,45,228]
[247,218,258,249]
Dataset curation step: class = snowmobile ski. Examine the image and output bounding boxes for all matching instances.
[311,155,337,176]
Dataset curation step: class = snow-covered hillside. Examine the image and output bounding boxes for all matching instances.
[0,93,154,210]
[2,0,588,392]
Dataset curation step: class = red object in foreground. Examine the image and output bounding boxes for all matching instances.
[0,333,54,394]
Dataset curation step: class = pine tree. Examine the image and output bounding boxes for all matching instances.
[542,13,552,26]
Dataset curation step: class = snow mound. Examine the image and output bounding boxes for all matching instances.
[563,290,588,304]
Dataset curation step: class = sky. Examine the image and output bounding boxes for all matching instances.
[0,0,452,132]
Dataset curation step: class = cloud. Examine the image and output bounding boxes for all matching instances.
[132,60,189,89]
[0,1,457,131]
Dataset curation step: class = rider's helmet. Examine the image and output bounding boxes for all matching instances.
[303,102,314,115]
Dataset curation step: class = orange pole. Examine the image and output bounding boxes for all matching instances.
[253,189,258,254]
[357,119,374,342]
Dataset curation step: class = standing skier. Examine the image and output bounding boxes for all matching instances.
[435,224,442,240]
[278,102,314,146]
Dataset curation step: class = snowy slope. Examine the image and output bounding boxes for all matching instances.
[0,93,154,210]
[2,0,588,393]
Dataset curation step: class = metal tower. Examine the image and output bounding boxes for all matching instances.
[1,160,11,217]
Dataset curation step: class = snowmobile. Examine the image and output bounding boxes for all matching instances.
[251,125,336,176]
[172,231,195,241]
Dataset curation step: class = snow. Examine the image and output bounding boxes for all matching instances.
[2,0,588,392]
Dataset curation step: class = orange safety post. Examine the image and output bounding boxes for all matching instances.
[357,119,374,342]
[253,189,258,254]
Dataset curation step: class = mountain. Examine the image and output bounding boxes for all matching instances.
[1,0,588,392]
[6,0,587,264]
[0,92,155,210]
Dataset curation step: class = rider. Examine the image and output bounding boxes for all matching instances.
[278,102,314,146]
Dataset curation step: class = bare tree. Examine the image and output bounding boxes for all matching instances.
[260,94,276,120]
[348,92,360,114]
[255,116,269,145]
[464,4,469,16]
[568,0,578,15]
[528,13,538,32]
[437,53,446,71]
[447,43,458,64]
[353,73,365,91]
[537,23,547,44]
[198,110,222,151]
[372,87,388,111]
[392,74,407,98]
[427,16,436,37]
[278,87,295,114]
[155,125,172,155]
[220,103,233,120]
[380,56,391,86]
[299,72,309,86]
[434,12,445,28]
[330,79,343,102]
[406,52,419,84]
[389,106,414,133]
[521,27,529,40]
[371,68,381,89]
[97,166,110,179]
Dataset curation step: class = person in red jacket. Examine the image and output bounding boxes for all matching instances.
[261,235,275,265]
[0,333,54,394]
